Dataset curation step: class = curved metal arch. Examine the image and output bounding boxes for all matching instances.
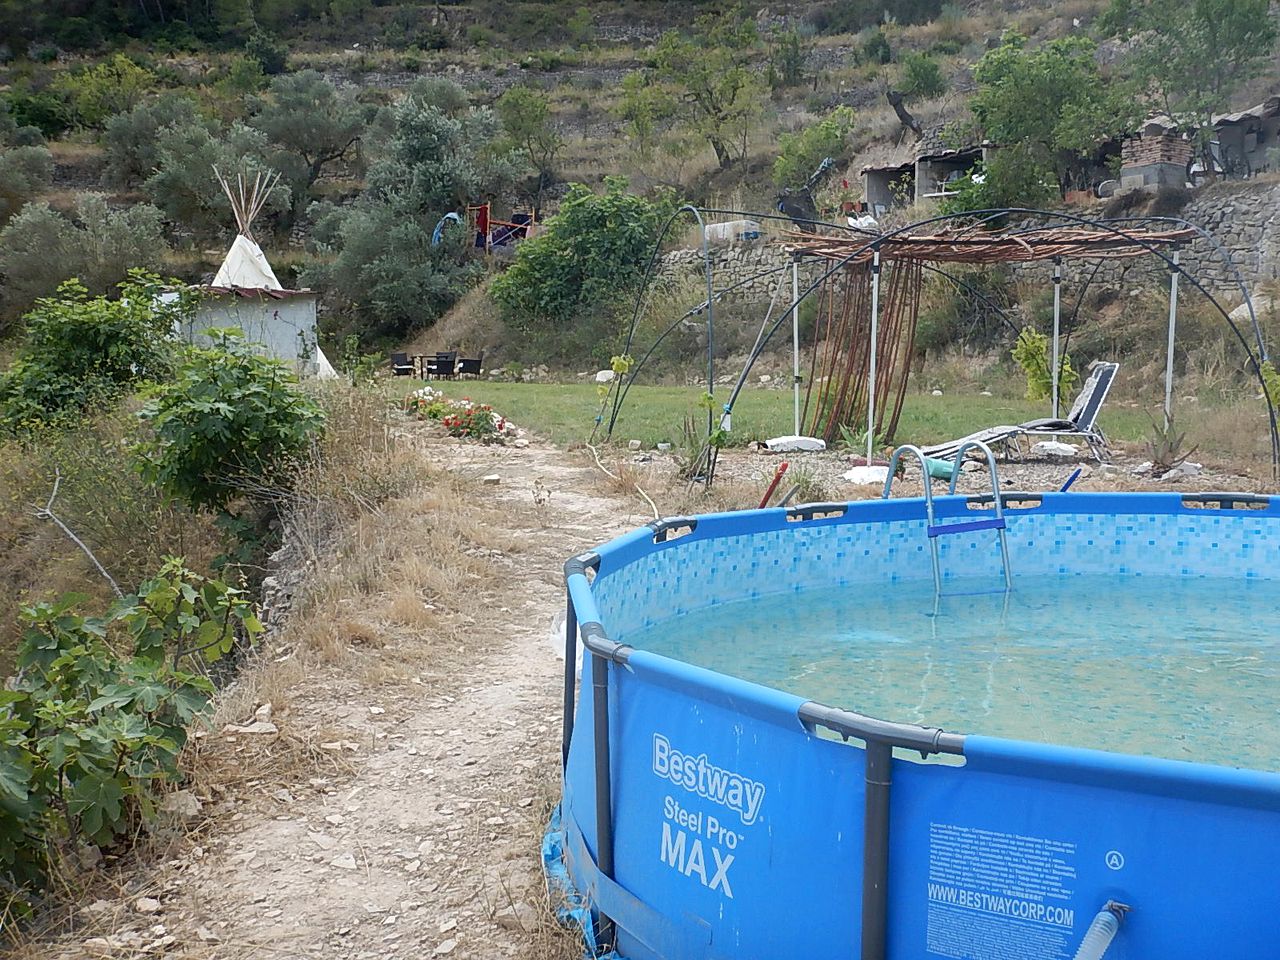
[600,263,795,438]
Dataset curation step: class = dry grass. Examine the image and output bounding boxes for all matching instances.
[0,406,223,671]
[404,276,508,363]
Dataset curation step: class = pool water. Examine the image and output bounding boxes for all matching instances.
[627,574,1280,771]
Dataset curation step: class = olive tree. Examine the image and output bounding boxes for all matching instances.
[143,121,290,236]
[303,79,522,344]
[0,145,53,225]
[250,71,367,193]
[0,197,169,325]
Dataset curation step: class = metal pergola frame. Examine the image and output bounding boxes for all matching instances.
[595,207,1278,480]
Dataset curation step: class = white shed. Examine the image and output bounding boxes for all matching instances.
[176,168,336,378]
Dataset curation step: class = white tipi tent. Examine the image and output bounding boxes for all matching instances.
[179,168,336,378]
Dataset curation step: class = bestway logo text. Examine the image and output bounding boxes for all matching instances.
[651,733,765,825]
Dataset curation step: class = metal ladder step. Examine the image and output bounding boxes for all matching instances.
[927,517,1007,538]
[884,440,1013,595]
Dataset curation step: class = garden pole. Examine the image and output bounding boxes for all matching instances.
[1165,249,1181,427]
[1052,258,1063,420]
[792,256,802,436]
[867,250,882,465]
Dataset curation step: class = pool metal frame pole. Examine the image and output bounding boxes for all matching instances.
[1052,257,1063,420]
[590,645,616,950]
[861,741,893,960]
[1165,248,1181,427]
[792,255,802,436]
[867,249,882,464]
[561,588,578,770]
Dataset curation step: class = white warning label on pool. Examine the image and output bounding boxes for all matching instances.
[926,823,1077,959]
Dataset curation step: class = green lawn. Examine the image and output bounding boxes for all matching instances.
[399,380,1152,448]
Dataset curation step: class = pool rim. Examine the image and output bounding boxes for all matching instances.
[560,489,1280,957]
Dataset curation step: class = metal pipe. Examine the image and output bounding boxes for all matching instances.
[700,211,715,440]
[561,589,577,770]
[1165,249,1181,427]
[861,740,894,960]
[1052,258,1063,420]
[867,250,882,464]
[590,647,615,948]
[792,256,802,435]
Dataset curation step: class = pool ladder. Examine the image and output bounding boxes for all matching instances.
[883,440,1013,596]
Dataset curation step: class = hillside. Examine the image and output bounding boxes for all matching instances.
[2,0,1279,360]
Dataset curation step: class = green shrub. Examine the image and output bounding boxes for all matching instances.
[773,106,855,188]
[768,29,807,90]
[899,51,946,100]
[250,70,367,192]
[496,85,562,179]
[490,178,676,339]
[52,54,158,130]
[861,30,892,65]
[3,83,71,139]
[0,561,259,905]
[1011,326,1078,405]
[136,331,325,511]
[0,273,187,431]
[245,30,289,75]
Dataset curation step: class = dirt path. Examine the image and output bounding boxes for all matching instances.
[49,442,644,960]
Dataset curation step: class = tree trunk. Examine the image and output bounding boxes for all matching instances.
[710,137,733,170]
[885,90,922,139]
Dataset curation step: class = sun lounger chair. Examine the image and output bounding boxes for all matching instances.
[390,352,415,377]
[921,362,1119,463]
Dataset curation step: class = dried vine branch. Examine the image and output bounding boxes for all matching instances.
[33,468,124,599]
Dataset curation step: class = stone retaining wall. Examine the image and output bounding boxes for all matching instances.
[662,181,1280,311]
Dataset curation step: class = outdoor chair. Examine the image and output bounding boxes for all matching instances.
[456,351,483,378]
[426,351,457,379]
[921,362,1119,463]
[390,352,415,377]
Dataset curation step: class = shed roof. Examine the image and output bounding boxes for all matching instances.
[198,285,316,300]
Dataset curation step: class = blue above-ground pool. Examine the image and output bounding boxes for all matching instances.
[548,491,1280,960]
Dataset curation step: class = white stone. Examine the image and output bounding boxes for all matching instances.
[512,438,530,448]
[758,374,772,383]
[843,466,890,485]
[594,369,616,383]
[931,389,944,396]
[159,790,202,820]
[1159,461,1203,481]
[223,720,278,735]
[764,435,826,452]
[481,474,501,485]
[1031,440,1080,459]
[627,439,642,451]
[493,902,538,931]
[135,897,162,914]
[435,939,457,955]
[331,853,358,870]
